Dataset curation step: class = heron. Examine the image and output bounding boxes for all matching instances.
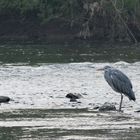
[98,66,136,111]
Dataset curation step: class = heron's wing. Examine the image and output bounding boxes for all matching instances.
[104,68,135,100]
[109,69,132,94]
[112,69,132,87]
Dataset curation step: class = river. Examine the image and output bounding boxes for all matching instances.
[0,43,140,139]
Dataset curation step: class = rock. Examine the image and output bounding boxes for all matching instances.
[99,102,116,111]
[93,106,100,110]
[135,110,140,112]
[0,96,11,103]
[66,93,82,102]
[69,98,77,102]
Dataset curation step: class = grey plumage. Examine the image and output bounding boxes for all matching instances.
[101,66,136,111]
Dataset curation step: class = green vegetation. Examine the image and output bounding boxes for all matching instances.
[0,0,140,43]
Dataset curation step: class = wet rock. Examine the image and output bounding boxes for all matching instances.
[0,96,11,104]
[66,93,82,102]
[82,92,88,95]
[69,98,77,102]
[99,102,116,111]
[93,106,100,110]
[135,110,140,112]
[129,127,132,129]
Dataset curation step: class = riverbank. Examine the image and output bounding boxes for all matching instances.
[0,0,140,44]
[0,18,140,44]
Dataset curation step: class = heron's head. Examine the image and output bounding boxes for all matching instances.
[103,66,112,70]
[97,65,112,71]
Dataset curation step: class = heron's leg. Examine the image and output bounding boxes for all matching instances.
[119,94,123,111]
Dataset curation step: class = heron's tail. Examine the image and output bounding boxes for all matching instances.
[128,90,136,101]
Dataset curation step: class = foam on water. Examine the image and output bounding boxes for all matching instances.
[0,61,140,139]
[0,61,139,113]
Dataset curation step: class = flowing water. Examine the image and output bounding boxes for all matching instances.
[0,43,140,139]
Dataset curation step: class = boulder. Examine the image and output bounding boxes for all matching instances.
[99,102,116,111]
[66,93,82,102]
[0,96,11,103]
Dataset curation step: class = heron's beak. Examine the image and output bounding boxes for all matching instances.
[97,68,104,71]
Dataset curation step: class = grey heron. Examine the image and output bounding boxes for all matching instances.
[98,66,136,111]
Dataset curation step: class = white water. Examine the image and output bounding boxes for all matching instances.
[0,61,140,139]
[0,61,139,113]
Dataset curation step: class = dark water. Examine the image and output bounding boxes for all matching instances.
[0,43,140,140]
[0,43,139,64]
